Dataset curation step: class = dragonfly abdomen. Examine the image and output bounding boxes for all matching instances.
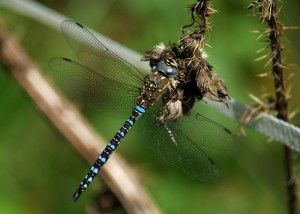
[72,103,147,202]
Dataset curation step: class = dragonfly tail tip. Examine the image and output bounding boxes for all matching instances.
[71,189,82,203]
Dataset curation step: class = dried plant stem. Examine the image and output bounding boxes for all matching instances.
[0,26,161,214]
[264,1,297,213]
[249,0,297,212]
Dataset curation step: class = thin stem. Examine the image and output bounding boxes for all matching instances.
[249,0,297,212]
[267,2,297,213]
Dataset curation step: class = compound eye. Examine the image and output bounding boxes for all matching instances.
[157,60,177,78]
[165,67,176,77]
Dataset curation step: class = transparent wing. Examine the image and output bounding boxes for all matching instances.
[170,110,235,151]
[61,20,145,87]
[138,105,234,181]
[49,57,140,119]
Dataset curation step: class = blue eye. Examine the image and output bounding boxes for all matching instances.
[157,60,177,78]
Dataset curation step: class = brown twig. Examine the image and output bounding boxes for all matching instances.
[249,1,297,213]
[0,25,161,214]
[267,3,297,213]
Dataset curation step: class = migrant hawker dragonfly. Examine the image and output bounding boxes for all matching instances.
[49,20,233,201]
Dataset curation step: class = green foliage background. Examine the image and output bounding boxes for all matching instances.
[0,0,299,213]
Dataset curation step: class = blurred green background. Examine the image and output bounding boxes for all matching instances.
[0,0,299,213]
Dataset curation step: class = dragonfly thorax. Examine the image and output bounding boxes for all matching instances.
[139,70,174,106]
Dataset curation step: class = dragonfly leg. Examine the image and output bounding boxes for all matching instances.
[164,124,177,145]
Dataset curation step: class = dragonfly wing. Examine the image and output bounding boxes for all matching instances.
[170,110,235,151]
[61,20,145,87]
[49,57,140,119]
[138,105,219,182]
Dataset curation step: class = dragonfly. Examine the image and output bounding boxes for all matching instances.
[49,20,234,202]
